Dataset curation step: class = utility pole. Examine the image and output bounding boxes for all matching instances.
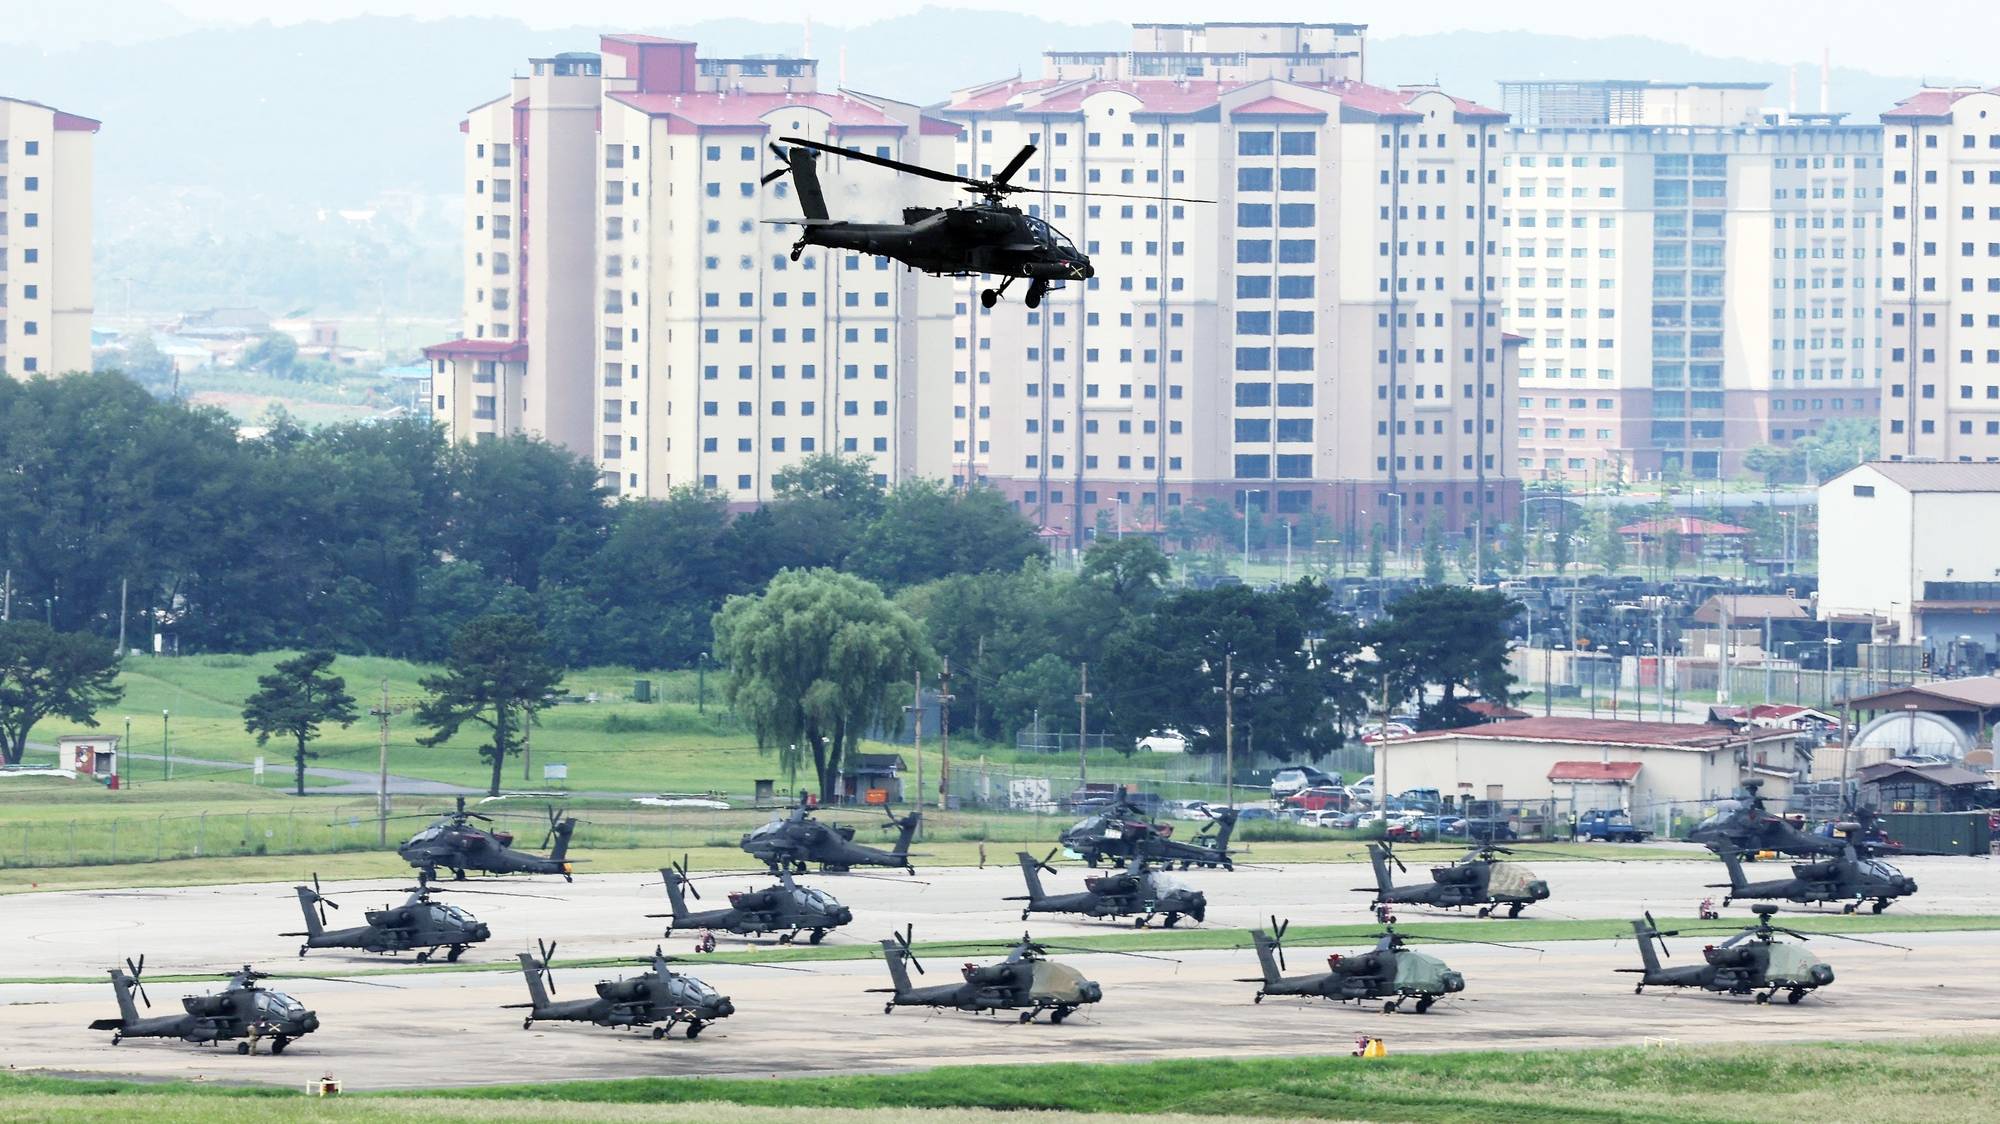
[522,709,533,781]
[1543,643,1553,717]
[1717,597,1732,705]
[372,679,392,846]
[117,578,128,658]
[936,658,955,812]
[162,710,171,781]
[1656,607,1667,722]
[1075,663,1092,787]
[905,671,923,819]
[1222,650,1235,810]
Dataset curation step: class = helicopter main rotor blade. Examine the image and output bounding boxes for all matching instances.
[1399,931,1545,953]
[1020,186,1217,204]
[990,144,1037,187]
[778,136,975,188]
[1782,929,1914,951]
[1029,942,1183,963]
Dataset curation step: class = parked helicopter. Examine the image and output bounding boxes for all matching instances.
[1357,842,1551,920]
[1688,780,1849,858]
[1620,905,1908,1003]
[285,873,533,961]
[1242,918,1482,1015]
[394,797,577,882]
[508,939,756,1040]
[88,958,392,1054]
[1708,845,1920,914]
[650,856,855,944]
[763,138,1205,309]
[739,799,922,875]
[1010,849,1207,928]
[871,926,1174,1023]
[1058,801,1239,870]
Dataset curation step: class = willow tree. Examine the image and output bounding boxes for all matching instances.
[712,569,932,803]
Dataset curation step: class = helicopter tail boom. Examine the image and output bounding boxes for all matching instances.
[878,939,916,996]
[516,953,553,1010]
[1015,851,1048,904]
[1249,930,1285,987]
[292,886,325,938]
[764,144,830,221]
[107,970,142,1027]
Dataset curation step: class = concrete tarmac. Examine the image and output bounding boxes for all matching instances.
[3,853,1995,1090]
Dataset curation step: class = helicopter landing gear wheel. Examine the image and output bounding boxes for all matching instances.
[1051,1006,1070,1024]
[1842,902,1857,914]
[1382,1000,1399,1014]
[1164,913,1180,928]
[1414,997,1434,1015]
[1253,992,1264,1004]
[1634,984,1645,995]
[686,1021,704,1040]
[1509,903,1525,919]
[1019,1010,1035,1023]
[522,1017,534,1030]
[1024,280,1048,309]
[980,288,998,309]
[1134,917,1147,929]
[1873,900,1888,914]
[416,951,431,963]
[237,1041,252,1055]
[883,1002,895,1015]
[1755,992,1772,1005]
[448,945,465,963]
[298,945,308,959]
[652,1026,667,1040]
[1787,989,1806,1005]
[1477,907,1491,919]
[271,1037,289,1055]
[810,929,826,945]
[789,244,803,263]
[452,868,467,882]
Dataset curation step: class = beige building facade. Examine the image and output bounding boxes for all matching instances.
[0,97,97,378]
[1499,81,1883,483]
[942,23,1520,548]
[1880,86,2000,462]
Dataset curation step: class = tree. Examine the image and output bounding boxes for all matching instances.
[713,570,932,802]
[848,480,1040,589]
[1371,586,1520,730]
[1500,522,1528,575]
[1366,525,1386,578]
[0,623,125,766]
[1098,581,1368,762]
[242,650,359,796]
[1551,515,1574,576]
[1079,537,1169,605]
[442,436,610,591]
[415,615,566,796]
[1421,516,1446,585]
[241,331,300,376]
[1593,513,1627,573]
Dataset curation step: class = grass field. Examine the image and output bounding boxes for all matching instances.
[0,1036,1988,1121]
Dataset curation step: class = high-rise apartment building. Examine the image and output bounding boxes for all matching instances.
[943,22,1520,548]
[1498,81,1882,483]
[427,35,959,500]
[1879,86,2000,462]
[0,97,98,378]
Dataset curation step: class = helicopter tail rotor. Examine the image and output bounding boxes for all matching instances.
[671,854,700,901]
[536,939,558,994]
[125,955,151,1009]
[761,143,829,221]
[1268,915,1290,972]
[1033,847,1060,877]
[892,923,925,975]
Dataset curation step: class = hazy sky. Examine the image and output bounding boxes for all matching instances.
[147,1,1994,80]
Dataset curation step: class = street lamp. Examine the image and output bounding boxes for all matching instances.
[1241,489,1265,580]
[161,709,171,781]
[697,651,709,714]
[1385,493,1405,574]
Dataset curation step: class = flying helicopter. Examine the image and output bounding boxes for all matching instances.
[761,136,1208,310]
[871,926,1175,1023]
[739,799,922,875]
[1708,844,1919,914]
[650,856,856,945]
[88,957,393,1054]
[1058,801,1239,870]
[285,872,538,961]
[1620,904,1909,1004]
[1356,841,1552,920]
[508,939,782,1040]
[394,797,577,882]
[1240,917,1514,1015]
[1009,849,1207,928]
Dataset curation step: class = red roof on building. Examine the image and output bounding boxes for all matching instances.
[1617,516,1750,537]
[423,338,528,362]
[1230,96,1325,117]
[607,90,947,135]
[1466,700,1532,721]
[1548,761,1643,783]
[1882,87,1995,121]
[944,77,1499,123]
[1390,715,1787,750]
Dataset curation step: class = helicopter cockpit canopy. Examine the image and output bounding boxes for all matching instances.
[793,886,840,911]
[1022,213,1076,253]
[254,990,308,1019]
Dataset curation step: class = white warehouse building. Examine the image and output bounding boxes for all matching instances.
[1817,459,2000,652]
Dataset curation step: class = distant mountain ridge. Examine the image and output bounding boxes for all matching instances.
[0,9,1964,315]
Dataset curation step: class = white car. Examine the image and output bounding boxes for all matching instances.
[1162,799,1212,820]
[1347,774,1377,803]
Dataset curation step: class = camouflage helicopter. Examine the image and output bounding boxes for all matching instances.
[394,797,578,882]
[740,798,921,875]
[1058,800,1240,870]
[88,957,393,1054]
[1009,848,1207,928]
[1708,844,1920,914]
[872,926,1175,1023]
[508,939,790,1040]
[1240,917,1509,1015]
[1688,779,1848,858]
[650,856,856,944]
[285,872,538,961]
[1356,841,1551,920]
[1621,904,1909,1004]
